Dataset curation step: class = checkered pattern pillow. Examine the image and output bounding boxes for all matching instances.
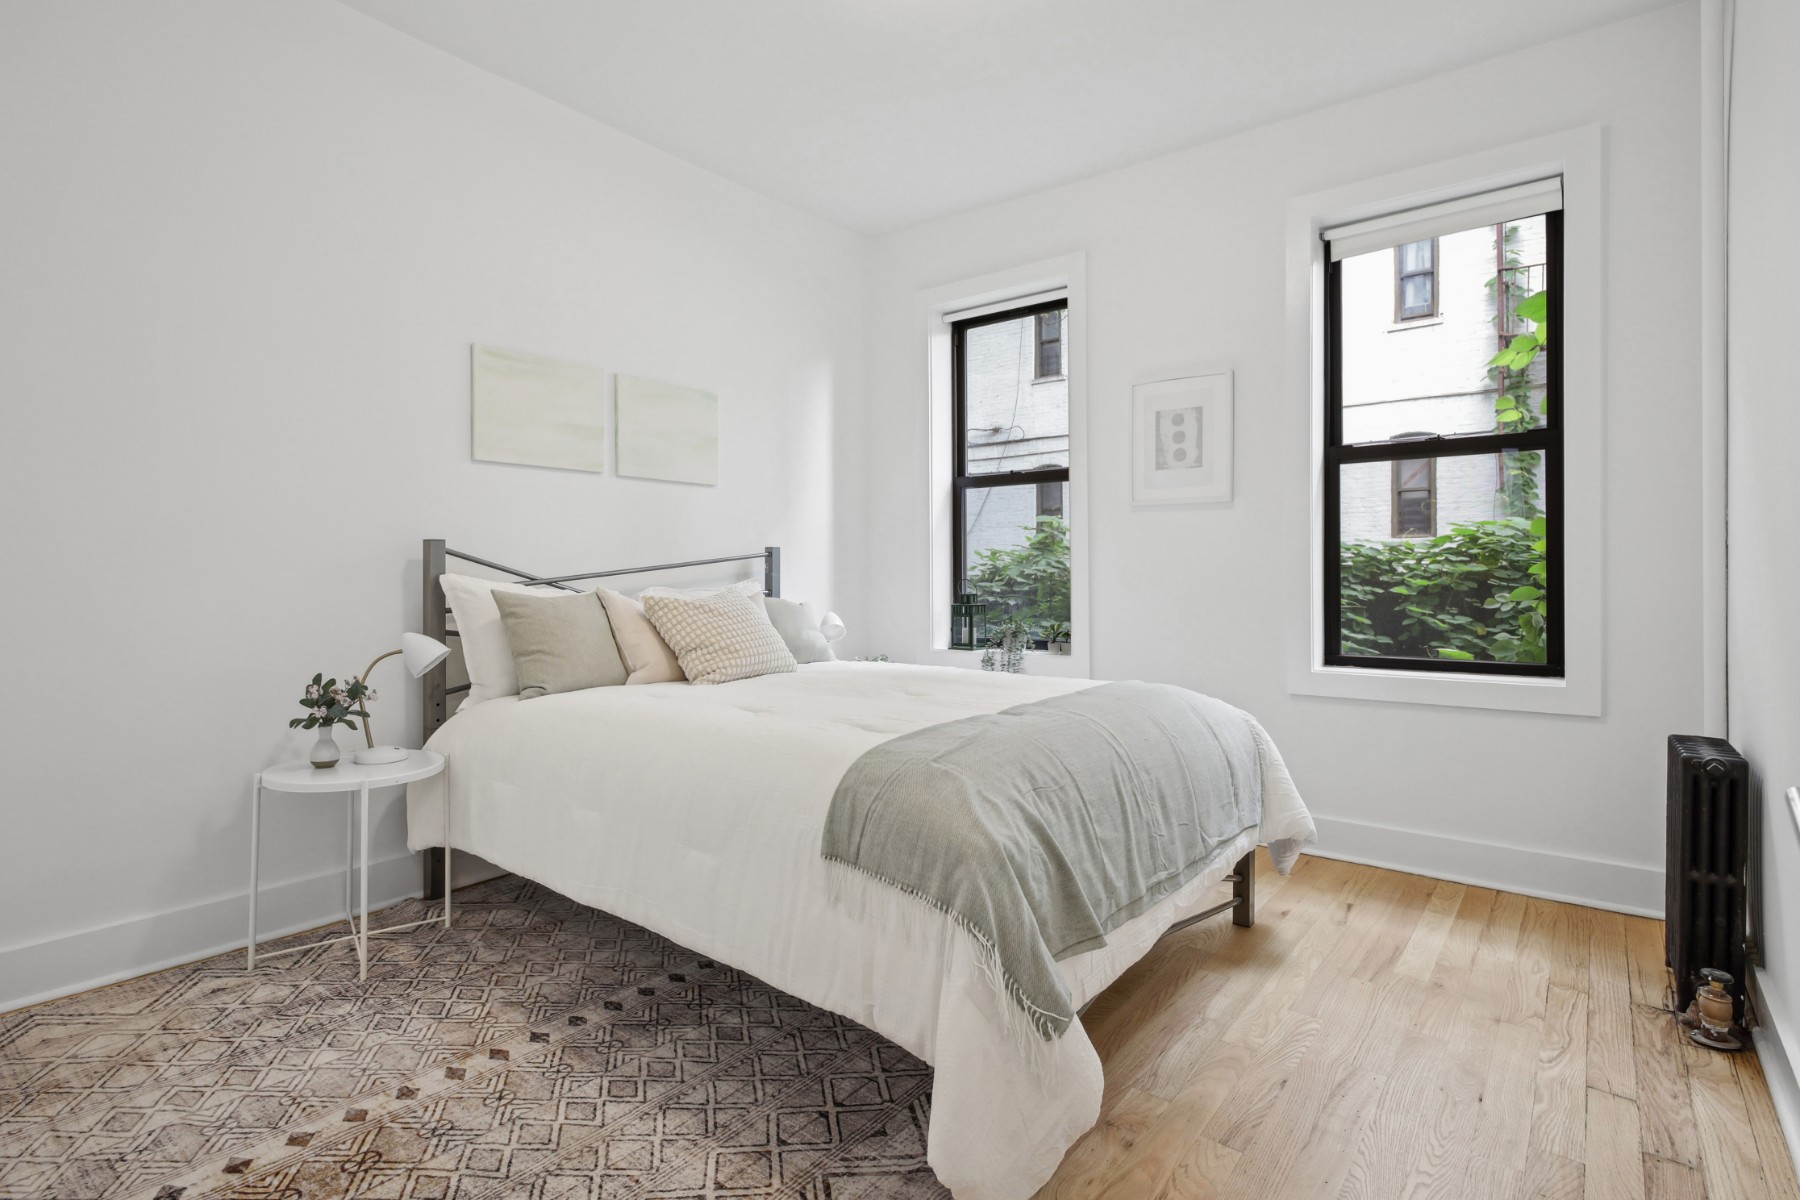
[640,586,798,685]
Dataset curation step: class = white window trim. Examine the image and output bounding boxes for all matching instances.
[919,252,1090,678]
[1284,127,1604,716]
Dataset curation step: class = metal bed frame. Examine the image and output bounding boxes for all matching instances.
[414,537,1255,957]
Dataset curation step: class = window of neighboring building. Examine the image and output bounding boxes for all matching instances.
[954,299,1071,644]
[1390,455,1435,537]
[1394,238,1437,320]
[1034,309,1064,379]
[1324,189,1562,676]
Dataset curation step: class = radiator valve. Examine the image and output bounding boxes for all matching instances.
[1680,968,1745,1051]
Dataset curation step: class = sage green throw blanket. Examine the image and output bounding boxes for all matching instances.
[821,680,1262,1040]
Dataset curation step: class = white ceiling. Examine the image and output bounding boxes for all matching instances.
[341,0,1675,234]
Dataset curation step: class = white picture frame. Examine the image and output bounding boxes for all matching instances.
[1132,371,1233,505]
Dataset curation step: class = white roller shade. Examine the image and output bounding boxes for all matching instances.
[940,288,1067,325]
[1323,177,1563,261]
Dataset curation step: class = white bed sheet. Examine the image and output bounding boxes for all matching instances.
[406,662,1314,1199]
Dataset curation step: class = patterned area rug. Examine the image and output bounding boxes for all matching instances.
[0,877,948,1199]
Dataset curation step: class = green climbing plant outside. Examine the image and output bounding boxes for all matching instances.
[965,516,1071,638]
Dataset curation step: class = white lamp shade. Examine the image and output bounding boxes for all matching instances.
[819,612,847,643]
[401,631,452,677]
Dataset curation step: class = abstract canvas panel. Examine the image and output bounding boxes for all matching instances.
[1133,371,1233,504]
[471,344,607,473]
[616,374,719,486]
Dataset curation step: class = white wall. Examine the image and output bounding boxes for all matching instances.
[863,3,1703,913]
[0,1,866,1009]
[1727,0,1800,1158]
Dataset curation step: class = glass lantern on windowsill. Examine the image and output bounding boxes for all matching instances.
[950,593,988,650]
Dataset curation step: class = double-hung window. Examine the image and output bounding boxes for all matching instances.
[952,298,1071,644]
[1322,179,1563,675]
[1390,454,1436,537]
[1034,310,1065,379]
[1394,238,1438,320]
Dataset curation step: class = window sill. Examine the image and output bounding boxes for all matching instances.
[1032,374,1067,384]
[1387,317,1443,332]
[1286,661,1599,716]
[921,646,1093,678]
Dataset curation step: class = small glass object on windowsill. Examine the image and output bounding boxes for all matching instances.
[950,593,988,650]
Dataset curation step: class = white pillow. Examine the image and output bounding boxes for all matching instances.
[762,596,835,665]
[439,573,567,706]
[638,577,763,601]
[641,585,797,685]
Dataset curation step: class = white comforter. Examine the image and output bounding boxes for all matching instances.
[407,662,1314,1199]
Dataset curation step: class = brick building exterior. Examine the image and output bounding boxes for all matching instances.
[1337,218,1549,541]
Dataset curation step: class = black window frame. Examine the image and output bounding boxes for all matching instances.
[952,298,1070,646]
[1394,237,1438,321]
[1033,309,1065,380]
[1323,210,1564,677]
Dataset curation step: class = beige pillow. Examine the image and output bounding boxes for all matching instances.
[439,572,566,706]
[493,590,628,699]
[641,586,798,685]
[596,588,686,684]
[762,596,835,665]
[598,578,761,685]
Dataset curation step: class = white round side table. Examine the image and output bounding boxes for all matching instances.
[248,749,447,981]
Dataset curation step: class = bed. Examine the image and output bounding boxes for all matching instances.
[405,541,1315,1200]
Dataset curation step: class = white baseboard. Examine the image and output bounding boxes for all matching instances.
[0,853,427,1013]
[1306,814,1664,917]
[0,818,1662,1013]
[1753,969,1800,1180]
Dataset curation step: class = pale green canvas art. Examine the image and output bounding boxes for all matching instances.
[616,374,719,486]
[471,344,607,473]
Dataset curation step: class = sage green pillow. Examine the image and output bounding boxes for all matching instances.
[493,590,628,699]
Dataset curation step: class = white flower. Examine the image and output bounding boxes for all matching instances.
[305,684,320,700]
[313,705,329,718]
[363,688,378,704]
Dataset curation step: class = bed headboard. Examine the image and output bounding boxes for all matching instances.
[421,538,781,741]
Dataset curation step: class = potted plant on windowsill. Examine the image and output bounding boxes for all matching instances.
[1043,621,1071,655]
[980,616,1031,674]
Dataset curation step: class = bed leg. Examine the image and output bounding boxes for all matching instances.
[424,846,446,902]
[1232,850,1256,927]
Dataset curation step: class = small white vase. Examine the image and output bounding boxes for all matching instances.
[309,725,340,769]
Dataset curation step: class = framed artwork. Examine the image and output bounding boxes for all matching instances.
[615,374,719,486]
[1131,371,1233,505]
[470,344,607,473]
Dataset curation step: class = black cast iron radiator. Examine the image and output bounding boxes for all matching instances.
[1665,734,1753,1020]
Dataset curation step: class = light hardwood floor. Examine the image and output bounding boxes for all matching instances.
[1036,850,1800,1200]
